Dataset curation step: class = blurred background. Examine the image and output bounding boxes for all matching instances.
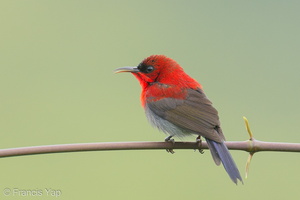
[1,0,300,199]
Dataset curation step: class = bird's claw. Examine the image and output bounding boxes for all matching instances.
[165,136,175,154]
[196,136,204,154]
[166,148,175,154]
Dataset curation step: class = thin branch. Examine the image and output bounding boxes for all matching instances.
[1,117,298,179]
[0,140,299,158]
[0,117,300,158]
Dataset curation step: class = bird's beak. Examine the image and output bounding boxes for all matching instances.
[114,67,139,74]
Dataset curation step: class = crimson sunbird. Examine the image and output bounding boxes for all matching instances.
[115,55,243,184]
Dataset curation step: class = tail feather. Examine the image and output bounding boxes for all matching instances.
[206,138,243,184]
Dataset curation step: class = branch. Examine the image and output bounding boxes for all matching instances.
[0,117,299,177]
[0,140,299,159]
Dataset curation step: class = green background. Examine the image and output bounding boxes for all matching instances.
[1,1,300,199]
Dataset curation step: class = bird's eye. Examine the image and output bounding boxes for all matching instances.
[145,66,154,73]
[137,64,155,73]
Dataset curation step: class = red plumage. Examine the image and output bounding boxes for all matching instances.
[133,55,202,107]
[115,55,242,184]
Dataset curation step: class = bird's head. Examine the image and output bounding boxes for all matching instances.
[114,55,187,87]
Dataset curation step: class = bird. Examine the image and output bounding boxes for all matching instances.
[114,55,243,184]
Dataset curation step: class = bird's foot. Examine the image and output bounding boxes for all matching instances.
[165,136,175,154]
[196,136,204,154]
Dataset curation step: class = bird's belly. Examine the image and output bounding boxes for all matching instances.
[145,105,193,138]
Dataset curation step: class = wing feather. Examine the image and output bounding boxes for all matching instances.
[147,88,225,142]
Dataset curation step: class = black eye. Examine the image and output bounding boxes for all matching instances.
[145,66,154,73]
[137,64,155,73]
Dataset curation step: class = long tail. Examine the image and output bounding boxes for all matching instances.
[206,138,243,184]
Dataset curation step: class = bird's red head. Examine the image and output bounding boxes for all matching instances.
[115,55,201,90]
[115,55,202,106]
[133,55,183,85]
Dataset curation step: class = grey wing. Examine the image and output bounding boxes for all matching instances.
[147,88,225,143]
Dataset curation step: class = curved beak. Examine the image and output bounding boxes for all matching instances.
[114,67,139,74]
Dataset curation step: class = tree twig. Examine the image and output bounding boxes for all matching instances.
[0,139,299,158]
[0,117,299,178]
